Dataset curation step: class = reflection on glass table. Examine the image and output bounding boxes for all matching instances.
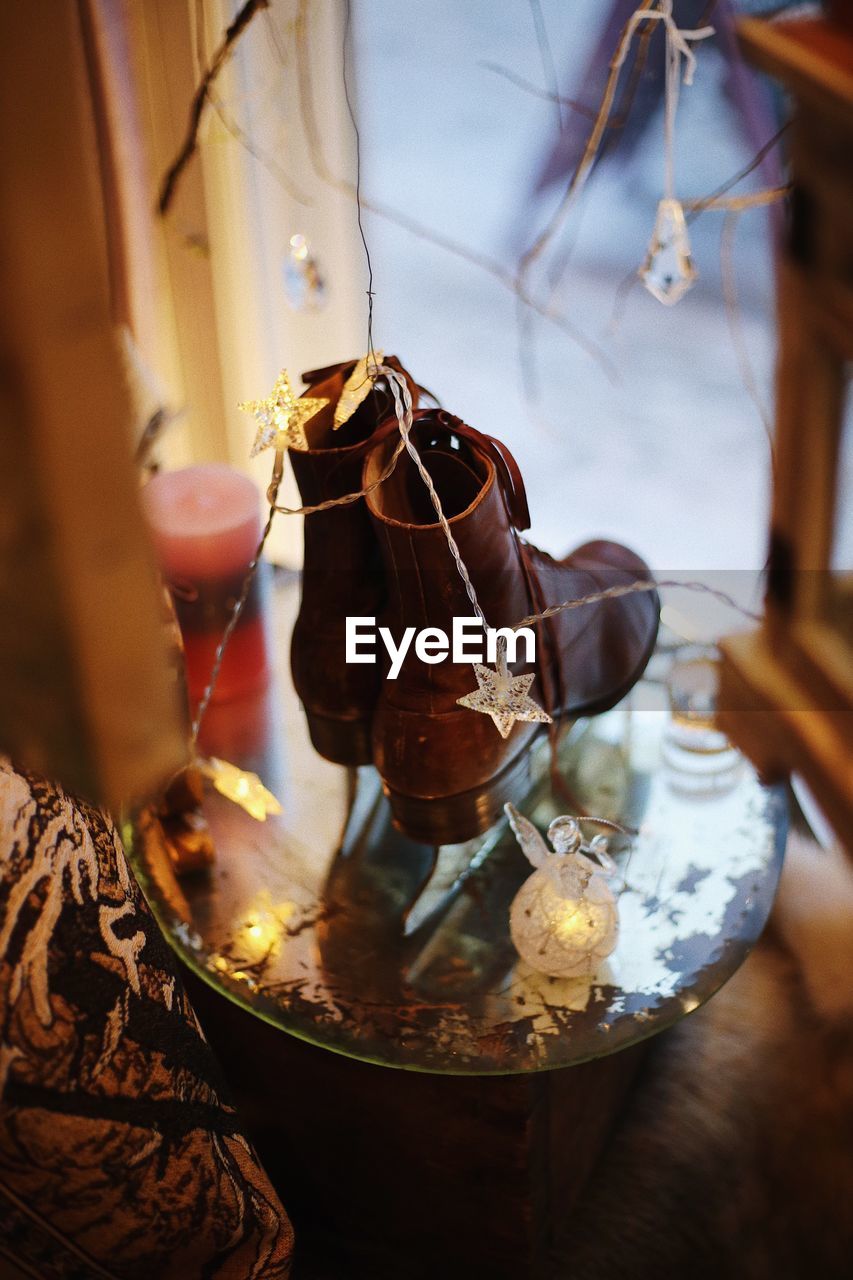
[126,578,787,1075]
[663,644,743,795]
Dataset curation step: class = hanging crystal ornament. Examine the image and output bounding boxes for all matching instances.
[505,804,622,979]
[239,369,329,456]
[640,198,697,305]
[283,233,327,312]
[632,2,714,306]
[457,637,551,739]
[333,351,385,430]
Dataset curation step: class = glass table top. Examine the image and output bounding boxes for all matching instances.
[126,574,787,1075]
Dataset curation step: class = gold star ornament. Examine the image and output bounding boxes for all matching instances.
[333,351,385,429]
[457,643,552,739]
[239,369,328,456]
[199,757,282,822]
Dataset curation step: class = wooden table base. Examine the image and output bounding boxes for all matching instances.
[186,970,647,1280]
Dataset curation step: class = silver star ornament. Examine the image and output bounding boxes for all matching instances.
[457,659,552,739]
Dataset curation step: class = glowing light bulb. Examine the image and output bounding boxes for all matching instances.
[234,893,296,962]
[199,757,282,821]
[505,805,621,979]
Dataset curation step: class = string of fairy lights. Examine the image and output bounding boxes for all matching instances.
[153,0,781,822]
[200,360,761,760]
[145,0,795,983]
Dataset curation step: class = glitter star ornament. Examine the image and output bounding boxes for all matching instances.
[456,640,551,738]
[239,369,328,457]
[505,805,620,979]
[200,757,282,822]
[333,351,385,429]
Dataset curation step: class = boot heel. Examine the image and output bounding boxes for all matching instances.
[304,711,373,767]
[383,746,534,845]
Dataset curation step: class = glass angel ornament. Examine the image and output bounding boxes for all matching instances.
[505,804,620,979]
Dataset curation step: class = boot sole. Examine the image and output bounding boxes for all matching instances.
[304,710,373,768]
[382,743,535,845]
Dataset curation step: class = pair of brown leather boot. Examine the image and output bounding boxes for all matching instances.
[290,358,659,844]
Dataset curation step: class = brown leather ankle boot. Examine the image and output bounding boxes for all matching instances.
[290,358,419,764]
[363,409,659,842]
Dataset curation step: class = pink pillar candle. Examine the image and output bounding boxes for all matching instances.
[142,464,270,705]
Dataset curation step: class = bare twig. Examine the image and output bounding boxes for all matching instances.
[517,11,659,402]
[512,1,659,399]
[684,186,788,212]
[207,92,312,206]
[291,0,616,380]
[479,10,657,135]
[479,62,595,116]
[685,122,790,223]
[606,14,657,135]
[158,0,269,216]
[515,0,657,289]
[528,0,565,131]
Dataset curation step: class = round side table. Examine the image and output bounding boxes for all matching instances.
[126,577,787,1276]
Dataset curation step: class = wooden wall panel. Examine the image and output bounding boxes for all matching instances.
[0,1,186,810]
